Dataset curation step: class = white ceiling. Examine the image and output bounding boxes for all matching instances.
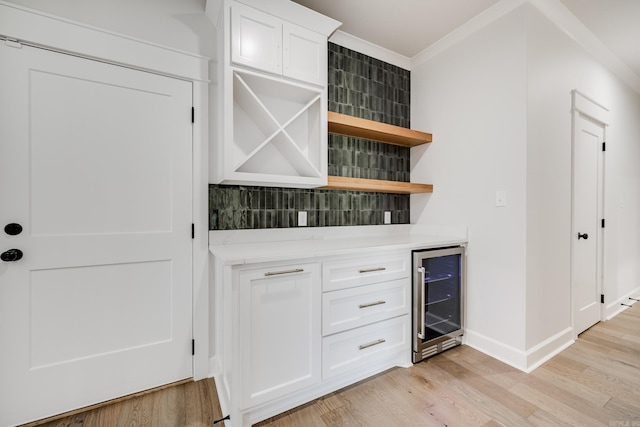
[292,0,640,79]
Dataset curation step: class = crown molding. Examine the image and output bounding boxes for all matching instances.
[329,30,411,70]
[409,0,640,94]
[528,0,640,94]
[411,0,526,69]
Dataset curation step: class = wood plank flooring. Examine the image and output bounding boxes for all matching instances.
[28,303,640,427]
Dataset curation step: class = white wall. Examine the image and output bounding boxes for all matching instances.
[412,2,640,370]
[526,5,640,337]
[3,0,216,56]
[411,7,529,361]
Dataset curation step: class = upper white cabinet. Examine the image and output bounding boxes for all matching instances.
[208,0,340,188]
[231,3,327,87]
[231,3,282,77]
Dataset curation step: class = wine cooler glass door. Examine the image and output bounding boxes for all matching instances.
[418,250,462,343]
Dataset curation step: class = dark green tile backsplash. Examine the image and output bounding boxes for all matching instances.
[209,43,411,230]
[209,186,410,230]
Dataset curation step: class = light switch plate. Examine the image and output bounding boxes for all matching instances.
[384,211,391,224]
[298,211,307,227]
[496,190,507,207]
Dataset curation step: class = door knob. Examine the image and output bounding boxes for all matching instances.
[1,249,23,262]
[4,223,23,236]
[578,233,589,240]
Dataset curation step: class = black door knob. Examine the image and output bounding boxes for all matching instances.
[4,223,23,236]
[578,233,589,240]
[1,249,23,262]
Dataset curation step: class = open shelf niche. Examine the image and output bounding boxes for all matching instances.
[322,112,434,194]
[229,70,324,183]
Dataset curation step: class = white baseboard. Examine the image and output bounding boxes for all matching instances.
[464,329,528,371]
[604,286,640,320]
[524,327,574,372]
[465,326,574,372]
[212,371,232,427]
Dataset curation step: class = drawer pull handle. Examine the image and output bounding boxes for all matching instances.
[359,300,386,309]
[264,268,304,277]
[358,338,386,350]
[359,267,386,274]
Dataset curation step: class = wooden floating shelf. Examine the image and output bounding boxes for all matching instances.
[327,111,432,147]
[322,176,433,194]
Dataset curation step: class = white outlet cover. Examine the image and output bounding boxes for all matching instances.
[384,211,391,224]
[298,211,307,226]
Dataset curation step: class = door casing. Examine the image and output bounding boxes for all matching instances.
[570,89,609,338]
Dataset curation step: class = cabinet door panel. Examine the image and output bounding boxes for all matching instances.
[231,3,282,75]
[283,23,326,86]
[238,263,321,409]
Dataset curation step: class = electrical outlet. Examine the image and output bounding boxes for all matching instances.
[298,211,307,227]
[384,211,391,224]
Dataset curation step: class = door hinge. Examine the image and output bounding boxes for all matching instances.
[192,339,195,355]
[191,107,195,124]
[191,223,195,239]
[602,219,605,228]
[602,142,606,152]
[601,294,605,304]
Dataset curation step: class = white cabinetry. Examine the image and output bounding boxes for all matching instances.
[237,262,321,409]
[321,253,411,379]
[209,0,340,188]
[231,3,282,76]
[213,249,411,426]
[231,3,327,86]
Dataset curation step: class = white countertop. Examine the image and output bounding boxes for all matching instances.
[209,224,467,266]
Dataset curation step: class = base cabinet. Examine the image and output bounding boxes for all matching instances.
[215,250,412,426]
[237,262,321,409]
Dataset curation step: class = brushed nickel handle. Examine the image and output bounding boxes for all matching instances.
[359,267,386,273]
[264,268,304,277]
[358,338,386,350]
[359,300,386,309]
[418,266,426,340]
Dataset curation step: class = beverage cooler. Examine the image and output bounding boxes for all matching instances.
[412,246,465,363]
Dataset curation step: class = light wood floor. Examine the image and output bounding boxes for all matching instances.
[29,302,640,427]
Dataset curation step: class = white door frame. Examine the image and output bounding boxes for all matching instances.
[0,2,211,380]
[570,89,609,338]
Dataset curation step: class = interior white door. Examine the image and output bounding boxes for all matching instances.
[572,113,604,336]
[0,42,193,426]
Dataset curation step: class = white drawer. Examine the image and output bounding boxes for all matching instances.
[322,278,410,336]
[322,252,410,292]
[322,315,409,380]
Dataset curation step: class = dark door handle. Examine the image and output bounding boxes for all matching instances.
[4,223,23,236]
[578,233,589,240]
[1,249,23,262]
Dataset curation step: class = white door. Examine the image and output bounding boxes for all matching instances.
[572,113,605,335]
[0,42,193,426]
